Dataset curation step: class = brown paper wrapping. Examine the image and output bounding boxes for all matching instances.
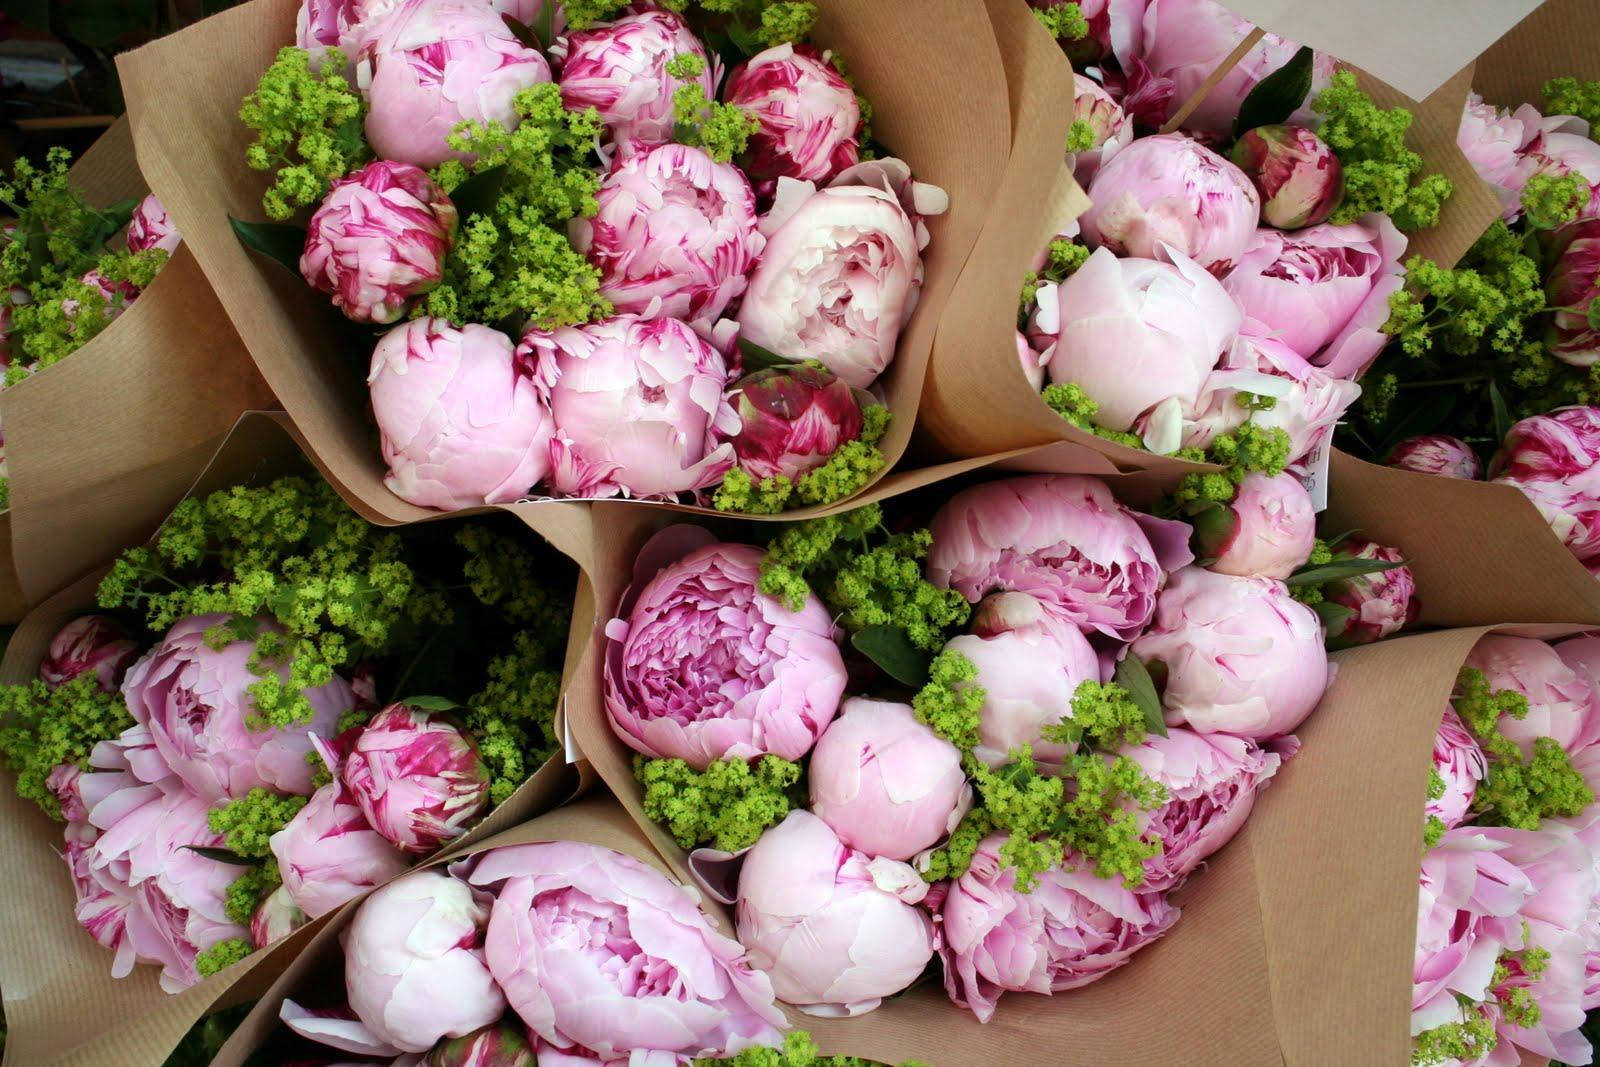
[0,412,588,1065]
[0,117,276,615]
[113,0,1010,527]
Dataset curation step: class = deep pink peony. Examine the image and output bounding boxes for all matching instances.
[469,841,785,1060]
[603,528,846,769]
[1321,539,1419,649]
[1228,124,1343,230]
[270,777,409,919]
[927,474,1194,643]
[1490,408,1600,574]
[1388,434,1483,480]
[521,314,738,499]
[572,143,763,333]
[369,318,554,511]
[300,160,456,325]
[39,615,139,693]
[126,193,182,256]
[1429,706,1487,832]
[727,364,863,483]
[724,43,861,190]
[120,613,353,801]
[339,703,491,854]
[1543,218,1600,368]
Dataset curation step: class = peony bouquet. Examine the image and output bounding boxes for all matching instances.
[232,0,947,515]
[0,466,575,993]
[596,465,1416,1029]
[1410,633,1600,1065]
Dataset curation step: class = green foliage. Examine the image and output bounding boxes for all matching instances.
[913,649,985,759]
[1045,680,1151,752]
[194,938,254,979]
[1019,238,1090,322]
[1173,423,1292,508]
[1312,71,1452,230]
[1411,998,1497,1065]
[714,405,891,514]
[418,85,609,331]
[636,754,801,851]
[1040,383,1145,449]
[1033,3,1088,40]
[1521,171,1589,231]
[0,675,134,821]
[464,631,563,807]
[674,81,761,163]
[208,790,307,859]
[223,859,282,927]
[1543,77,1600,131]
[160,1002,256,1067]
[1065,119,1096,153]
[1452,667,1594,829]
[239,47,370,220]
[697,1030,924,1067]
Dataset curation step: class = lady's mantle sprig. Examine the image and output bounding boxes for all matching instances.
[714,403,891,514]
[636,753,803,851]
[1312,71,1452,231]
[240,47,370,220]
[1451,666,1593,830]
[697,1030,927,1067]
[0,676,133,821]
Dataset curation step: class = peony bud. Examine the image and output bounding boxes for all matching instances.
[553,6,714,153]
[1195,471,1316,580]
[1320,539,1418,649]
[520,314,738,499]
[359,0,552,168]
[728,364,864,482]
[736,811,934,1015]
[1130,566,1328,740]
[808,697,968,862]
[126,193,182,256]
[427,1021,536,1067]
[368,318,554,511]
[572,143,763,333]
[250,884,308,949]
[39,615,139,693]
[1429,707,1487,832]
[1386,434,1482,480]
[1069,73,1132,187]
[1080,133,1260,275]
[724,43,861,190]
[1543,217,1600,368]
[941,591,1101,771]
[1228,124,1343,230]
[301,160,456,325]
[1490,407,1600,574]
[341,703,492,854]
[271,777,410,917]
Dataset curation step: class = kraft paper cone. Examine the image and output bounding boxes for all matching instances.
[1473,0,1594,110]
[114,0,1010,526]
[0,117,276,609]
[0,412,586,1065]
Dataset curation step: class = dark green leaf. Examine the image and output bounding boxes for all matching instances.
[403,694,463,713]
[1373,389,1458,460]
[737,338,798,374]
[89,198,141,249]
[1114,655,1167,738]
[1312,600,1355,632]
[852,626,931,688]
[501,13,542,51]
[532,2,555,51]
[229,216,307,276]
[1233,46,1315,138]
[1323,529,1358,549]
[726,21,765,58]
[182,845,251,867]
[1488,380,1513,444]
[1287,557,1409,587]
[449,164,507,222]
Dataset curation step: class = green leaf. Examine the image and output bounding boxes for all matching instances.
[1372,389,1458,461]
[531,2,555,51]
[1233,46,1315,138]
[501,13,543,51]
[852,625,932,688]
[1312,600,1355,632]
[1114,655,1167,738]
[182,845,252,867]
[737,338,798,374]
[1488,380,1513,444]
[90,198,141,248]
[229,216,307,276]
[1287,557,1409,587]
[403,694,463,713]
[449,163,508,222]
[1323,529,1358,549]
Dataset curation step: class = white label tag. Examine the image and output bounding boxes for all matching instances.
[561,697,581,764]
[1302,435,1332,512]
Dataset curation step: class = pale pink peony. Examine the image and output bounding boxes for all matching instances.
[1429,706,1487,832]
[1321,539,1419,649]
[603,528,846,769]
[1069,73,1133,187]
[1387,434,1483,480]
[368,318,554,511]
[1130,566,1329,740]
[300,160,456,325]
[1462,635,1600,765]
[120,613,353,801]
[521,314,738,498]
[935,835,1180,1022]
[270,777,409,919]
[1123,728,1287,891]
[725,43,861,191]
[1221,216,1408,380]
[736,811,934,1015]
[1556,634,1600,695]
[339,703,491,854]
[1195,471,1316,580]
[469,841,785,1059]
[359,0,552,168]
[1457,92,1544,221]
[927,474,1194,643]
[572,143,763,333]
[1490,408,1600,574]
[126,193,182,256]
[941,591,1102,771]
[39,615,139,693]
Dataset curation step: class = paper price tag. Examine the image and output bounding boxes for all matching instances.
[561,696,581,764]
[1302,435,1332,512]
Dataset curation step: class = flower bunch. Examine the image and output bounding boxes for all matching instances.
[239,0,948,513]
[603,470,1335,1022]
[0,474,573,990]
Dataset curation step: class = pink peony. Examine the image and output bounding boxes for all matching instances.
[572,143,763,333]
[1543,217,1600,368]
[469,841,785,1059]
[1556,634,1600,695]
[339,703,491,854]
[603,529,847,769]
[1429,707,1487,832]
[727,364,864,483]
[1069,73,1133,187]
[300,160,456,325]
[1490,408,1600,574]
[1221,216,1408,380]
[724,43,861,191]
[1321,539,1419,649]
[521,314,738,498]
[126,193,182,256]
[1130,566,1329,740]
[368,318,554,511]
[270,777,409,919]
[1463,635,1600,764]
[39,615,139,693]
[1194,471,1316,580]
[736,811,934,1015]
[935,835,1180,1021]
[1519,114,1600,222]
[120,613,353,801]
[250,884,307,949]
[1387,435,1483,480]
[1457,92,1544,221]
[927,474,1194,643]
[1229,124,1343,230]
[1080,133,1260,275]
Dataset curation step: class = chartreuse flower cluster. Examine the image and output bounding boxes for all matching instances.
[714,403,892,514]
[697,1030,927,1067]
[0,675,132,821]
[1312,71,1453,231]
[563,0,818,45]
[1542,76,1600,130]
[1452,667,1594,830]
[638,753,804,851]
[669,53,761,164]
[1032,2,1089,41]
[0,150,168,383]
[1411,924,1551,1066]
[1020,237,1091,324]
[1170,421,1292,509]
[239,46,371,220]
